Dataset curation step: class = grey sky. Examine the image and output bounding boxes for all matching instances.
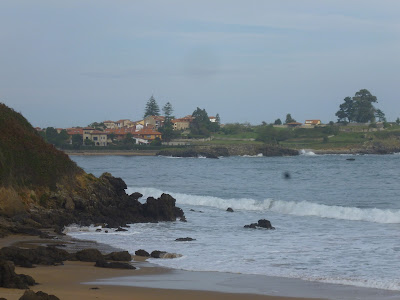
[1,1,399,128]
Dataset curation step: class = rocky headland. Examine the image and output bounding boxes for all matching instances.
[0,103,186,296]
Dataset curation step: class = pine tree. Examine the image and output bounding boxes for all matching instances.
[162,102,174,121]
[215,113,221,124]
[144,95,160,118]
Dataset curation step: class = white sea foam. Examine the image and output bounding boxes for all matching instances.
[241,153,263,157]
[299,149,316,156]
[127,187,400,224]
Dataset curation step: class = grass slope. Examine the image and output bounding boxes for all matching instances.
[0,103,82,190]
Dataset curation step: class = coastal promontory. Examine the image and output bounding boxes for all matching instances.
[0,103,185,237]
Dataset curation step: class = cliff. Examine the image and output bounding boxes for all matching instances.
[0,103,184,237]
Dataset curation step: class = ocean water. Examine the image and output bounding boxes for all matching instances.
[68,153,400,292]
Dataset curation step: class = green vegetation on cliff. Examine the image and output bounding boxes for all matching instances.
[0,103,82,189]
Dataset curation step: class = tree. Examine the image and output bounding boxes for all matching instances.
[285,114,296,124]
[162,102,173,121]
[336,89,381,124]
[71,134,83,149]
[190,107,212,137]
[274,118,282,125]
[335,96,354,123]
[375,109,386,122]
[396,118,400,125]
[88,122,106,130]
[215,113,221,124]
[144,95,160,118]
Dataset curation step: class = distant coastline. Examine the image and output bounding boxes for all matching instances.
[64,149,158,156]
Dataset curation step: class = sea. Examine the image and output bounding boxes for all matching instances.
[67,151,400,296]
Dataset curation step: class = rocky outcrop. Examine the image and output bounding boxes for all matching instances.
[0,259,36,289]
[0,103,186,238]
[0,246,69,268]
[157,144,298,158]
[135,249,150,257]
[95,260,135,269]
[244,219,275,230]
[19,290,60,300]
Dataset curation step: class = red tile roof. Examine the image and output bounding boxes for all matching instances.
[135,128,161,135]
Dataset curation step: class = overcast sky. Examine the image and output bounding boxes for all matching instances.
[1,1,399,128]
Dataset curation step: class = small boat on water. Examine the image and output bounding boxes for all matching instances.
[346,158,356,161]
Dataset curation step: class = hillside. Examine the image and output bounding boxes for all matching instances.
[0,103,184,236]
[0,103,82,189]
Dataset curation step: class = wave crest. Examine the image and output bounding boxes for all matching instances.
[126,187,400,224]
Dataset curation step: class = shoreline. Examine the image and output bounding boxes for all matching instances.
[64,148,400,156]
[0,234,319,300]
[2,235,400,300]
[64,149,158,156]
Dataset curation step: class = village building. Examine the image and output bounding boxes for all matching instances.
[286,122,303,128]
[133,128,162,143]
[209,116,216,123]
[171,116,193,131]
[144,115,165,128]
[89,131,108,146]
[115,119,131,128]
[304,120,321,126]
[103,120,117,129]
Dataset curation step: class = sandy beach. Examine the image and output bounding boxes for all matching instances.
[0,235,321,300]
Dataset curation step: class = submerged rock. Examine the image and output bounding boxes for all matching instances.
[226,207,234,212]
[150,250,182,259]
[175,237,196,242]
[244,219,275,230]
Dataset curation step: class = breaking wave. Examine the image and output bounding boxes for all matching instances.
[299,149,316,156]
[127,187,400,224]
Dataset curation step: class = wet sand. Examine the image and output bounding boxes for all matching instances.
[0,234,320,300]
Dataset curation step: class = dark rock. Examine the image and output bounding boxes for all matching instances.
[105,230,108,233]
[95,260,135,269]
[115,227,128,232]
[75,249,103,262]
[346,158,356,161]
[95,229,102,232]
[104,251,131,261]
[244,223,257,229]
[0,246,69,267]
[19,290,60,300]
[129,192,143,200]
[135,249,150,257]
[150,251,167,258]
[175,237,196,242]
[142,193,185,222]
[257,219,275,229]
[226,207,234,212]
[244,219,275,230]
[89,287,100,290]
[0,259,36,289]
